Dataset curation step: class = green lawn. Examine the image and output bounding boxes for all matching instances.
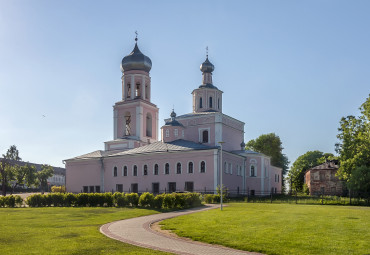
[161,203,370,255]
[0,207,171,255]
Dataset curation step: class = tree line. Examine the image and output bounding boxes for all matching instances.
[287,94,370,198]
[0,145,54,196]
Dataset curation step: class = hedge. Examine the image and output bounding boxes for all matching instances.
[22,192,203,209]
[0,195,23,207]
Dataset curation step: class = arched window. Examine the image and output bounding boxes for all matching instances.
[188,162,193,174]
[123,166,127,176]
[135,83,140,97]
[199,97,203,108]
[143,165,148,176]
[113,167,117,177]
[133,165,137,176]
[200,161,206,173]
[165,129,169,137]
[165,163,170,175]
[176,162,182,174]
[209,97,213,108]
[202,130,208,143]
[127,84,131,98]
[218,98,220,109]
[250,165,256,177]
[224,162,227,173]
[154,164,159,175]
[124,112,131,136]
[146,113,152,137]
[229,163,233,175]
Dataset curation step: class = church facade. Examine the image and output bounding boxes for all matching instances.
[65,38,282,195]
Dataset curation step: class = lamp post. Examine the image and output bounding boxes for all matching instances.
[218,141,225,211]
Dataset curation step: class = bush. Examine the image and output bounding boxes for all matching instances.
[88,193,100,207]
[103,193,114,207]
[15,195,23,207]
[173,193,186,209]
[76,193,89,207]
[48,193,65,206]
[139,192,155,208]
[162,193,175,209]
[113,192,127,207]
[2,195,17,207]
[204,194,213,204]
[126,193,139,207]
[203,194,220,204]
[0,196,5,207]
[51,185,66,193]
[154,194,165,209]
[64,193,76,206]
[26,194,45,207]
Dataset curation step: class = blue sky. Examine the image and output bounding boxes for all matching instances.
[0,0,369,168]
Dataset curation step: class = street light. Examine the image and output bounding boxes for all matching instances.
[218,141,225,211]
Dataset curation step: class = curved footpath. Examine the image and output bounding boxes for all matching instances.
[100,204,263,255]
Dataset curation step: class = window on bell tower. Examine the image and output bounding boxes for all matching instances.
[135,83,140,98]
[202,130,208,143]
[127,84,131,98]
[199,97,203,108]
[209,97,213,108]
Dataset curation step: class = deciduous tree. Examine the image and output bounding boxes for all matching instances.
[245,133,289,190]
[37,165,54,193]
[288,151,334,192]
[336,94,370,198]
[0,145,21,196]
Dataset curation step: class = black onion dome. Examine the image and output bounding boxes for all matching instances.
[170,110,176,118]
[121,43,152,73]
[200,57,214,73]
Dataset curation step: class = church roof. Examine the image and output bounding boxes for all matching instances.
[69,150,118,160]
[110,139,217,157]
[67,140,217,161]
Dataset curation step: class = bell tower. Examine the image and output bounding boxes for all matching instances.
[192,49,223,113]
[107,34,159,151]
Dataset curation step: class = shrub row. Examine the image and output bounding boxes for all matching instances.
[0,195,23,207]
[25,192,202,209]
[203,194,221,204]
[51,185,66,193]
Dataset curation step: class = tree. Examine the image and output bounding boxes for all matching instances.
[11,164,38,193]
[0,145,21,196]
[288,150,334,192]
[37,165,54,193]
[246,133,290,190]
[336,94,370,197]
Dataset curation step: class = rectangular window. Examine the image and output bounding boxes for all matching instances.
[83,186,88,193]
[168,182,176,193]
[95,186,100,193]
[131,183,138,193]
[152,183,160,194]
[185,182,194,192]
[320,172,325,181]
[116,184,123,192]
[165,129,169,137]
[174,129,178,137]
[89,186,94,193]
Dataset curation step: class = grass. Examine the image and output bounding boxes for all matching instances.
[0,207,171,255]
[160,203,370,255]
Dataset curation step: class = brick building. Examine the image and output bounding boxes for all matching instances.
[304,160,344,196]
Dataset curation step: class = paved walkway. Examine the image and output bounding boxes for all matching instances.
[100,205,262,255]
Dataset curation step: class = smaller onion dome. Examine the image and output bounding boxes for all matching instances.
[200,57,214,73]
[121,41,152,73]
[170,110,176,119]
